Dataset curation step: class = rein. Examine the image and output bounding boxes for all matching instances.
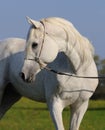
[26,58,105,79]
[44,66,105,79]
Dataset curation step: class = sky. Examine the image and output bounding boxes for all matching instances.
[0,0,105,59]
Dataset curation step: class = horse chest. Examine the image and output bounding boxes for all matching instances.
[57,76,84,101]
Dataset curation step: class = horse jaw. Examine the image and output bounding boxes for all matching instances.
[40,35,59,63]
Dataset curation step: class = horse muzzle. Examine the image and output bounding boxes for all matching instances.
[19,72,35,83]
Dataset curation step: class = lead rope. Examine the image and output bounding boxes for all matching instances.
[45,66,105,79]
[37,59,105,79]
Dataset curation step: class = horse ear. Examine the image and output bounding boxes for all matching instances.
[26,16,41,28]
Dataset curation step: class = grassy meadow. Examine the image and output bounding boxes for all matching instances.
[0,98,105,130]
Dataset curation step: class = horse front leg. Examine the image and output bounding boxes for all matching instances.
[47,96,65,130]
[70,100,89,130]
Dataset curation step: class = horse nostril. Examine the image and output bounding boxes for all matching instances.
[19,72,25,81]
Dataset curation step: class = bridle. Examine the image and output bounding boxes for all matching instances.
[25,20,105,79]
[36,20,46,61]
[25,20,47,69]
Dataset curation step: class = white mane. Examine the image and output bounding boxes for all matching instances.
[41,17,94,68]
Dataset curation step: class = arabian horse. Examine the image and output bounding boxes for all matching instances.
[20,17,98,130]
[0,17,98,130]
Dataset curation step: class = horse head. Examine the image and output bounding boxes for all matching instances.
[20,17,59,82]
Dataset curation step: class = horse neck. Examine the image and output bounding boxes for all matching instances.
[65,45,81,71]
[56,31,94,73]
[57,41,81,72]
[44,18,93,72]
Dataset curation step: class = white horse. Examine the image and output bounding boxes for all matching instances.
[0,38,25,117]
[0,17,98,130]
[20,17,98,130]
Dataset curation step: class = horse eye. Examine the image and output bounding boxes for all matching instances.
[32,42,38,49]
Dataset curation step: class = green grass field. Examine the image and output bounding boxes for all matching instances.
[0,98,105,130]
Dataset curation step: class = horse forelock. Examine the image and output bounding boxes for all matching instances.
[41,17,94,67]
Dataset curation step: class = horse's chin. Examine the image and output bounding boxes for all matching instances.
[20,69,41,83]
